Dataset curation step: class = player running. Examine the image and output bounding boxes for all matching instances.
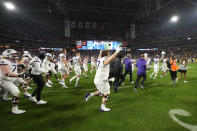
[85,47,121,112]
[57,49,70,88]
[83,56,89,78]
[90,57,96,73]
[69,52,83,88]
[0,49,26,114]
[150,55,163,80]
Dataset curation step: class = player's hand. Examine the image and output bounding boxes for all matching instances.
[115,46,121,54]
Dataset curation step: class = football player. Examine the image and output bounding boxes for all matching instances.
[0,49,26,114]
[28,52,48,104]
[69,52,83,88]
[150,55,163,80]
[90,57,96,73]
[83,56,89,78]
[57,49,70,88]
[85,47,121,112]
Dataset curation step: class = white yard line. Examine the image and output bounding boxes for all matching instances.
[43,80,197,93]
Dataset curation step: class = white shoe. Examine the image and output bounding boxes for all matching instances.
[37,100,47,105]
[160,75,163,78]
[12,108,26,115]
[184,81,188,83]
[62,84,68,88]
[121,83,124,86]
[48,80,53,85]
[130,81,134,84]
[153,77,156,80]
[26,86,32,90]
[175,78,178,82]
[29,96,37,103]
[46,83,52,88]
[100,107,111,112]
[2,97,12,101]
[24,92,31,98]
[140,85,144,90]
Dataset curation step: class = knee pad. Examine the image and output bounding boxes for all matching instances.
[12,96,19,105]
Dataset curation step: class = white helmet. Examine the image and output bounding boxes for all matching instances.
[2,49,19,59]
[23,51,32,59]
[46,53,52,58]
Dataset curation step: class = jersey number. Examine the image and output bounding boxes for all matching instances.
[97,60,100,69]
[12,65,17,72]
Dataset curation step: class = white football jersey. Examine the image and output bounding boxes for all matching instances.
[73,56,81,66]
[147,58,151,65]
[58,53,66,67]
[162,58,167,66]
[95,57,109,80]
[31,56,44,75]
[154,58,159,67]
[83,58,88,66]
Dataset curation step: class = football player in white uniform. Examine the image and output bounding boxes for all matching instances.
[150,55,163,80]
[0,49,26,114]
[69,52,83,87]
[29,52,48,104]
[85,47,121,112]
[83,56,89,77]
[131,59,136,72]
[160,57,168,78]
[22,51,33,90]
[146,58,151,72]
[43,52,56,88]
[57,49,70,88]
[90,57,96,73]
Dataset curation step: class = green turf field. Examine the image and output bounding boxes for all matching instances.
[0,63,197,131]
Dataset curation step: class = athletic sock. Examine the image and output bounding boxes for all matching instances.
[75,77,80,87]
[90,93,94,96]
[101,104,105,108]
[70,75,77,82]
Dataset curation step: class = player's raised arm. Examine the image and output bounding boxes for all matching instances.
[103,47,121,66]
[98,50,102,58]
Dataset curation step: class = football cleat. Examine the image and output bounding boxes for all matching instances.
[133,88,138,92]
[37,100,47,105]
[46,83,52,88]
[130,81,134,84]
[99,107,111,112]
[48,80,53,85]
[62,84,68,88]
[11,108,26,115]
[29,96,37,103]
[2,98,12,101]
[140,85,144,90]
[85,93,92,102]
[184,80,188,83]
[24,92,31,98]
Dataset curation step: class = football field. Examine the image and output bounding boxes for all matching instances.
[0,63,197,131]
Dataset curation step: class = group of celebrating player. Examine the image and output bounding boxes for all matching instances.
[0,47,189,114]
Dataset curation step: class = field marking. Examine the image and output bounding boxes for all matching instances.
[169,109,197,131]
[43,79,197,93]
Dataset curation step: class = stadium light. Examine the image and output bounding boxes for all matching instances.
[3,2,15,10]
[188,37,191,40]
[171,15,179,23]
